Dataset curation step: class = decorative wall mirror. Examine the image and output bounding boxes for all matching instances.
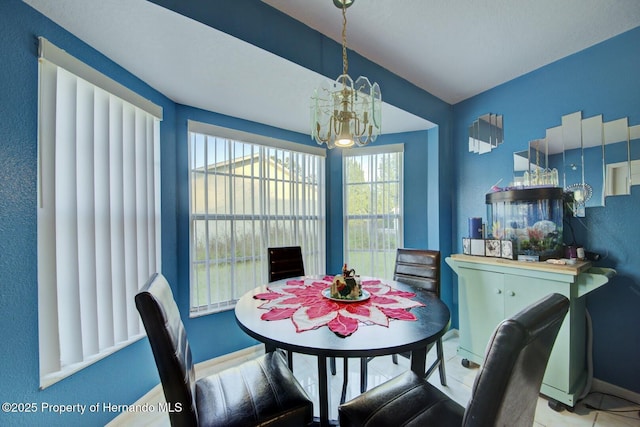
[513,149,529,186]
[604,118,630,197]
[631,129,640,185]
[469,113,503,154]
[512,111,640,217]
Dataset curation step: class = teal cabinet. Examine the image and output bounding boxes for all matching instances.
[447,254,614,408]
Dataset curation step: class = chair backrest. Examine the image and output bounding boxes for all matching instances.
[268,246,305,282]
[393,248,440,295]
[462,293,570,427]
[135,273,198,426]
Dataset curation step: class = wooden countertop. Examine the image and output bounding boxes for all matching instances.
[449,254,592,276]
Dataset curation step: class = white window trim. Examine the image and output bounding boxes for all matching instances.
[188,121,325,157]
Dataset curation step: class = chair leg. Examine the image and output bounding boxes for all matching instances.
[360,357,368,393]
[330,356,336,375]
[436,339,447,386]
[287,350,294,371]
[392,354,398,364]
[340,358,349,404]
[424,338,447,386]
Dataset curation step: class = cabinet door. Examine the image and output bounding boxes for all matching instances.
[458,268,505,362]
[502,273,561,317]
[502,274,573,393]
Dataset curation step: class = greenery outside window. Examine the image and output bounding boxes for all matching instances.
[343,144,404,279]
[188,122,326,315]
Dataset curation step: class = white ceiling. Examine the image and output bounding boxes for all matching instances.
[23,0,640,136]
[264,0,640,104]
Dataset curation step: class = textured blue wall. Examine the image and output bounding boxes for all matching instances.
[4,1,637,424]
[0,1,177,425]
[147,0,456,358]
[1,1,451,424]
[452,27,640,393]
[147,0,456,280]
[173,105,321,360]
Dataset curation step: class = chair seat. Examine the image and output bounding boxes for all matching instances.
[339,371,464,427]
[195,351,312,427]
[135,273,312,427]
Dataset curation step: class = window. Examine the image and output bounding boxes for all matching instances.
[37,38,162,388]
[343,145,403,279]
[188,122,326,315]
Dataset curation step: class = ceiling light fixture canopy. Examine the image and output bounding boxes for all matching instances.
[311,0,381,149]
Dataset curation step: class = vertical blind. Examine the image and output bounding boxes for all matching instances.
[188,122,326,315]
[37,38,162,388]
[343,144,404,279]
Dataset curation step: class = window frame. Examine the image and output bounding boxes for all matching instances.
[188,121,326,316]
[342,144,404,279]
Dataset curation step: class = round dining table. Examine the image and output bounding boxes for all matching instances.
[234,276,451,427]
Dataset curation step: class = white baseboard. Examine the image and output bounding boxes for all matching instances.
[442,328,459,341]
[590,378,640,405]
[106,344,264,426]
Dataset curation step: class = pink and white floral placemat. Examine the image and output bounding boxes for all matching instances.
[253,276,425,337]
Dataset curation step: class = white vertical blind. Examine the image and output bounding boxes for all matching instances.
[343,144,404,279]
[188,122,326,315]
[37,38,162,388]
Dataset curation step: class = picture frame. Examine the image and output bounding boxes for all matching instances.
[462,238,471,255]
[485,239,501,257]
[470,239,485,256]
[501,240,516,259]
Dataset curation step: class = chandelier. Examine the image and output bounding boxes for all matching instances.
[311,0,382,149]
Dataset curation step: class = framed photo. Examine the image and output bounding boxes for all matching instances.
[470,239,485,256]
[501,240,515,260]
[485,239,501,257]
[462,238,471,255]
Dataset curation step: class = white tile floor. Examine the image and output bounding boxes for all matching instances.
[110,333,640,426]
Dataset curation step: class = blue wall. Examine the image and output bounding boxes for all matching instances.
[452,27,640,393]
[0,1,178,425]
[173,105,321,360]
[2,0,637,424]
[0,1,451,424]
[146,0,456,356]
[146,0,455,271]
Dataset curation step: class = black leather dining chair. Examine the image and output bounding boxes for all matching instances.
[267,246,339,376]
[360,248,445,393]
[267,246,305,370]
[268,246,305,282]
[339,292,570,427]
[135,273,313,427]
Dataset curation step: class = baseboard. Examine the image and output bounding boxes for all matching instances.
[590,378,640,405]
[194,344,264,377]
[108,334,462,426]
[106,344,264,426]
[441,328,638,406]
[442,328,459,341]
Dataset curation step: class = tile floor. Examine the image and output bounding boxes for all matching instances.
[110,333,640,426]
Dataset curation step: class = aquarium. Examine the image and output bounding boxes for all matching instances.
[486,188,564,260]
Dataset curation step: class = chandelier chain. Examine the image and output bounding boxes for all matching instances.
[341,3,348,75]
